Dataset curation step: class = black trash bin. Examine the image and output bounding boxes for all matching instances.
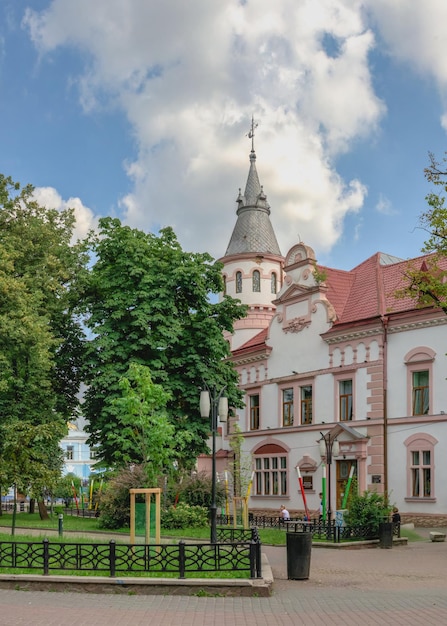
[286,531,312,580]
[379,522,393,549]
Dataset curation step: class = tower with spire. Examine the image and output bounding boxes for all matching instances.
[219,118,284,350]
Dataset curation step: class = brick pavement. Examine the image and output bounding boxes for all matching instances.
[0,532,446,625]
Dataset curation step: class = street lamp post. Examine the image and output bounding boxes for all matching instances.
[200,385,228,544]
[319,431,340,523]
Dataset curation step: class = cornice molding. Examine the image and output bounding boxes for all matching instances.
[388,316,447,334]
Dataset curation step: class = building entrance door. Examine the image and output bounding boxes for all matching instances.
[336,459,357,509]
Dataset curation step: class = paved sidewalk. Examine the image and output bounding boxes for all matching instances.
[0,531,446,625]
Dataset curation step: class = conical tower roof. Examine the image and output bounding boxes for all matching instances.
[225,141,282,257]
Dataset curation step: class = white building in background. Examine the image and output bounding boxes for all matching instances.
[60,415,96,483]
[213,136,447,525]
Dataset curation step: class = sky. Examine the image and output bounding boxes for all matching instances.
[1,0,447,271]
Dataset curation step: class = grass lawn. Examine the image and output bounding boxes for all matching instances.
[0,512,103,533]
[0,512,427,545]
[0,516,254,579]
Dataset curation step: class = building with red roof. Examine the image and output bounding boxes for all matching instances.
[212,137,447,525]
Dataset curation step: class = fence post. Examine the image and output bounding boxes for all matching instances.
[178,540,186,579]
[109,540,116,578]
[43,539,49,575]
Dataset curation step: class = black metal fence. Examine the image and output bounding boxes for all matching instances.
[217,514,400,543]
[0,529,262,579]
[63,507,98,518]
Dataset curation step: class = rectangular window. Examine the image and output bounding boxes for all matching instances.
[411,449,431,497]
[66,445,74,460]
[255,455,287,496]
[250,394,260,430]
[339,380,353,421]
[282,388,294,426]
[301,385,313,424]
[412,370,429,415]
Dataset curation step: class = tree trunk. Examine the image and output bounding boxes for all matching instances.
[29,498,35,514]
[37,500,49,520]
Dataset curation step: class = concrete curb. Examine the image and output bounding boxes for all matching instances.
[0,552,274,598]
[311,537,408,549]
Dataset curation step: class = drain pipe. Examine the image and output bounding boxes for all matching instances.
[381,315,389,500]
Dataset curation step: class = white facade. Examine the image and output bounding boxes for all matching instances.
[220,219,447,523]
[60,416,96,483]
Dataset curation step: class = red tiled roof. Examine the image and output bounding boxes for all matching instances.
[327,252,447,325]
[232,327,269,356]
[231,251,447,356]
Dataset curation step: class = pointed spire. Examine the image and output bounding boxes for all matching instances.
[224,119,282,257]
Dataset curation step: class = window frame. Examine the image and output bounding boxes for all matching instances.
[412,370,429,415]
[405,347,435,417]
[282,388,294,427]
[235,271,242,293]
[66,445,74,461]
[404,433,437,502]
[300,384,313,425]
[254,453,288,496]
[252,269,261,292]
[339,379,353,421]
[249,393,260,430]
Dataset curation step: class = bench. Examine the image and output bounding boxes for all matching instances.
[429,531,446,542]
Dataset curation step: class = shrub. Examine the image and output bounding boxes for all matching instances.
[98,465,147,530]
[161,503,208,529]
[344,488,391,536]
[175,472,225,508]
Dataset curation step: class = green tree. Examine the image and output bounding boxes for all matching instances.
[53,472,82,506]
[113,363,192,483]
[229,424,253,498]
[0,174,88,510]
[0,174,88,421]
[400,153,447,311]
[0,420,65,534]
[82,218,246,468]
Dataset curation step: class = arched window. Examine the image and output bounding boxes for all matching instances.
[404,347,435,416]
[253,443,288,496]
[252,270,261,292]
[222,275,227,296]
[236,271,242,293]
[404,433,437,501]
[271,272,277,294]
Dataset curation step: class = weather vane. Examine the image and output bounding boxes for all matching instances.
[246,115,258,152]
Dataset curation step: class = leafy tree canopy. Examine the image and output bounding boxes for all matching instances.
[0,173,89,507]
[0,174,88,420]
[112,363,192,483]
[82,218,247,469]
[397,153,447,312]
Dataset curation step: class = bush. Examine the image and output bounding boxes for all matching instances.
[344,488,391,535]
[161,503,208,529]
[175,472,225,508]
[98,465,147,530]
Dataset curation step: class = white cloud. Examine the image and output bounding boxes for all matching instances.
[366,1,447,91]
[30,186,97,242]
[375,193,395,216]
[21,1,401,258]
